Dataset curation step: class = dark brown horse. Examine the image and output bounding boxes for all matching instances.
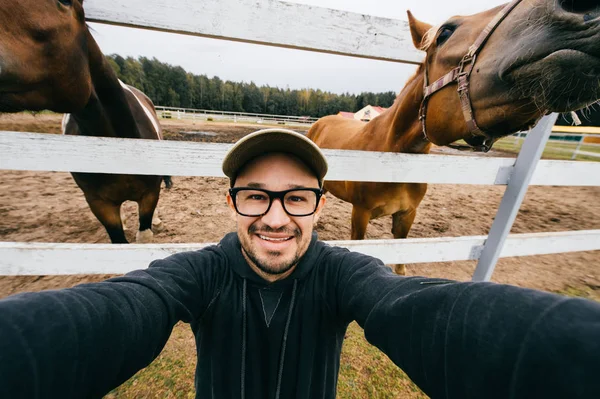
[308,0,600,274]
[0,0,171,243]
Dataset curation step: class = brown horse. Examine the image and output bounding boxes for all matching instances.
[308,0,600,274]
[0,0,171,243]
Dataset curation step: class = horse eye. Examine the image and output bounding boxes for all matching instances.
[436,26,455,46]
[58,0,73,6]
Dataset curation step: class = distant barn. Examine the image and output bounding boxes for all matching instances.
[338,105,387,121]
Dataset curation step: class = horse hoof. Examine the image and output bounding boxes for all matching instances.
[393,264,406,276]
[152,217,163,232]
[136,229,154,243]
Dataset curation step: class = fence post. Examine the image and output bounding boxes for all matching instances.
[472,113,559,282]
[572,135,584,160]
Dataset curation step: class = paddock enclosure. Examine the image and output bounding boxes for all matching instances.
[1,1,600,295]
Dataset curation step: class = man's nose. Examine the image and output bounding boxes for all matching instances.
[261,199,291,228]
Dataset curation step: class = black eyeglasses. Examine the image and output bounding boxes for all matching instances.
[229,187,323,217]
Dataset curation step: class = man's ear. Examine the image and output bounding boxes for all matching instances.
[226,192,238,222]
[407,10,433,50]
[312,194,327,224]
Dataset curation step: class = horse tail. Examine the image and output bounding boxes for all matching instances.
[163,176,173,189]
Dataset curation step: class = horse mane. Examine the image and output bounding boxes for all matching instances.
[419,25,440,51]
[390,60,427,105]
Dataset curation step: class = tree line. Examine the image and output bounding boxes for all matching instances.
[107,55,396,118]
[108,54,599,125]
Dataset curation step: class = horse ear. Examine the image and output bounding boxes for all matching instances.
[407,11,432,50]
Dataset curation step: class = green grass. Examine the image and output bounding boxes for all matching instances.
[555,285,600,302]
[107,322,426,399]
[337,323,427,399]
[493,136,600,162]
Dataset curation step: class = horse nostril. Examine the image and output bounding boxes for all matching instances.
[558,0,599,14]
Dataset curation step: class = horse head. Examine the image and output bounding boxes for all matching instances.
[0,0,92,113]
[410,0,600,150]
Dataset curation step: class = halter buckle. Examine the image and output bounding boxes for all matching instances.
[457,53,477,77]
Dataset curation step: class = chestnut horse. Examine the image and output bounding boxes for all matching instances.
[308,0,600,274]
[0,0,171,243]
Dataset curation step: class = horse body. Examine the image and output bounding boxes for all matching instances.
[308,0,600,274]
[0,0,170,243]
[308,73,429,275]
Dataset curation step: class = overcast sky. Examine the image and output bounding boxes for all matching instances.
[90,0,507,95]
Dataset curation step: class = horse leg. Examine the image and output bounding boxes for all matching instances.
[152,177,171,231]
[136,190,160,243]
[391,209,417,275]
[351,206,371,240]
[120,203,128,232]
[152,208,163,231]
[86,198,128,244]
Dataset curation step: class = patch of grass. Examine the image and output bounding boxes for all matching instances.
[555,285,600,302]
[338,323,427,399]
[106,323,196,398]
[493,137,600,162]
[107,322,427,398]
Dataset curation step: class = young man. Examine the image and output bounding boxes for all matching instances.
[0,128,599,399]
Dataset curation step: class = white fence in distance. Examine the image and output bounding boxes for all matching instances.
[510,131,600,160]
[1,0,599,278]
[155,106,318,127]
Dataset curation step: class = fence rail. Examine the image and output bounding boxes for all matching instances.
[2,131,600,186]
[84,0,423,64]
[2,230,598,275]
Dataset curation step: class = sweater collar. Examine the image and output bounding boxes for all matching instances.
[219,231,323,285]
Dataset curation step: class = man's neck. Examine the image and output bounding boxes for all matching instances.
[241,249,297,283]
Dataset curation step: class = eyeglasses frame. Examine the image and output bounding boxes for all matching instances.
[229,187,324,217]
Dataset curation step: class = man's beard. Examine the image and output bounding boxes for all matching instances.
[242,224,302,276]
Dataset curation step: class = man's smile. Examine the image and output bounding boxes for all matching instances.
[254,232,296,251]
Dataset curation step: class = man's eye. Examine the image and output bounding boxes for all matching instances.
[248,194,267,201]
[288,196,306,202]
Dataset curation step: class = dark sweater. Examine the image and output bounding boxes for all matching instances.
[1,232,599,398]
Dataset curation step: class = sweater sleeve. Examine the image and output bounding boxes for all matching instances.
[0,248,224,399]
[335,251,600,399]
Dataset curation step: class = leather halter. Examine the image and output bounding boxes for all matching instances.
[419,0,524,152]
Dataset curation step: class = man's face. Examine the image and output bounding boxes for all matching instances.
[226,153,326,278]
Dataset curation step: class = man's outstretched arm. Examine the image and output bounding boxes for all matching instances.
[0,249,223,398]
[336,251,600,399]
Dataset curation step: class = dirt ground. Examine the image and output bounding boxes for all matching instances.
[1,113,599,299]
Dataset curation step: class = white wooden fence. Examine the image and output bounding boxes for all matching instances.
[155,106,319,126]
[1,0,599,281]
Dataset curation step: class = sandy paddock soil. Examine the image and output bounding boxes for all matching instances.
[0,113,599,299]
